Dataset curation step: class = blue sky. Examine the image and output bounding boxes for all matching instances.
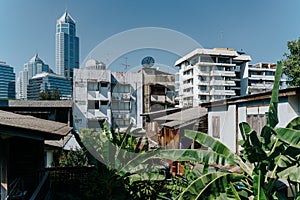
[1,0,300,75]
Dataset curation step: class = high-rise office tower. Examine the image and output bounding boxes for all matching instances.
[17,54,52,100]
[56,11,79,80]
[0,61,15,99]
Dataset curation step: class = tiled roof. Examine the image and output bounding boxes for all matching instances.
[0,110,72,139]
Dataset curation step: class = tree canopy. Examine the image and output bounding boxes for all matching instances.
[283,37,300,86]
[39,88,61,100]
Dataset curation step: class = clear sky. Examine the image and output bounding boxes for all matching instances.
[1,0,300,75]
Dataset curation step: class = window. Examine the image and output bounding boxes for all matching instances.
[247,114,266,134]
[88,100,99,109]
[88,119,104,129]
[111,102,130,110]
[112,84,130,93]
[214,76,223,80]
[218,57,230,64]
[184,61,190,66]
[183,70,193,75]
[214,95,222,99]
[200,66,207,72]
[215,66,223,71]
[201,56,215,63]
[265,71,274,76]
[212,116,220,138]
[101,100,109,106]
[199,76,206,81]
[190,57,198,66]
[87,82,99,91]
[214,86,223,90]
[199,95,206,100]
[100,82,108,87]
[114,119,130,128]
[199,85,207,91]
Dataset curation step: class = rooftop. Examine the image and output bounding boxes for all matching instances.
[57,11,76,24]
[6,100,72,108]
[175,48,251,66]
[200,87,300,108]
[0,110,72,140]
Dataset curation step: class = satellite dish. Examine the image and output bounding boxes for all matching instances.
[141,56,155,68]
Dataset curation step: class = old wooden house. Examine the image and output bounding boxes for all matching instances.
[0,110,72,200]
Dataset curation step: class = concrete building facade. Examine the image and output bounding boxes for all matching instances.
[175,48,251,107]
[73,59,143,133]
[201,87,300,153]
[247,62,287,94]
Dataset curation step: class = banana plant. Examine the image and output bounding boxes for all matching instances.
[79,123,167,199]
[156,61,300,199]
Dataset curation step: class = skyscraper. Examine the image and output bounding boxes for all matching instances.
[56,11,79,80]
[17,54,52,99]
[0,61,15,99]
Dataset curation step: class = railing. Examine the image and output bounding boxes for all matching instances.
[34,167,95,200]
[6,177,27,200]
[30,172,50,200]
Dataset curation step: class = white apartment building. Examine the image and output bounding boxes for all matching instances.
[248,62,287,94]
[73,59,143,133]
[175,48,251,107]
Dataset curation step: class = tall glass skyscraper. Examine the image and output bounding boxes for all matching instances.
[0,61,15,99]
[17,54,52,99]
[56,11,79,80]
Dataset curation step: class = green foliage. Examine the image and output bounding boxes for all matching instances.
[283,37,300,86]
[79,122,167,199]
[38,88,61,100]
[58,148,89,167]
[156,62,300,199]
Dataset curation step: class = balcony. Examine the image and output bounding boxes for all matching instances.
[198,81,210,86]
[224,80,236,86]
[87,109,107,119]
[221,71,236,77]
[198,71,210,76]
[87,91,97,99]
[249,75,274,81]
[210,70,223,76]
[182,74,194,81]
[210,90,235,96]
[249,83,273,89]
[182,82,194,89]
[198,90,210,95]
[210,80,225,85]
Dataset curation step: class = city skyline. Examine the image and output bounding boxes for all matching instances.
[1,0,300,75]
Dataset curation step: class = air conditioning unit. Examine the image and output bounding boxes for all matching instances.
[122,93,130,100]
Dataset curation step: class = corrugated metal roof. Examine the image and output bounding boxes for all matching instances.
[154,107,207,122]
[0,110,72,138]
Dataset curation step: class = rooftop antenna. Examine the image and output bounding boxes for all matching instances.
[121,56,130,70]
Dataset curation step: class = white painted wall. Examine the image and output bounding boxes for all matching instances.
[208,95,300,153]
[208,104,236,152]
